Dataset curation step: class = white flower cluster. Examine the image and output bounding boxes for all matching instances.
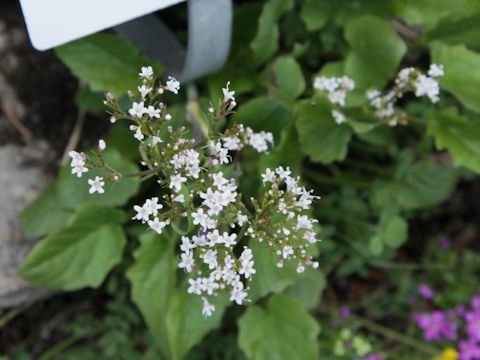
[313,75,355,124]
[74,67,319,317]
[257,166,319,272]
[367,63,444,126]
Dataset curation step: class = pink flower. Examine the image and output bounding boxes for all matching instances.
[413,311,457,342]
[418,284,436,300]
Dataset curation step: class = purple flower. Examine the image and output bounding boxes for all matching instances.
[459,340,480,360]
[418,284,436,300]
[439,236,451,249]
[471,294,480,310]
[340,306,350,318]
[363,355,383,360]
[465,310,480,341]
[456,305,467,317]
[413,311,457,342]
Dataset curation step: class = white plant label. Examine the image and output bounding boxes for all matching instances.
[19,0,185,50]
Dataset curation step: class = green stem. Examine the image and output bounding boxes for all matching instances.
[318,306,440,356]
[303,169,371,188]
[370,260,448,271]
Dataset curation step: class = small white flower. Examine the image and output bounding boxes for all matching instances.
[165,76,180,94]
[202,298,215,317]
[165,114,172,121]
[173,194,185,203]
[237,212,248,226]
[223,232,237,247]
[332,110,346,124]
[129,101,145,118]
[261,168,276,183]
[187,278,202,294]
[428,64,444,78]
[132,204,151,223]
[415,75,440,103]
[152,136,162,145]
[138,85,152,98]
[139,66,154,80]
[192,208,209,229]
[230,286,247,305]
[88,176,105,194]
[145,105,160,118]
[72,165,88,177]
[180,253,195,273]
[148,217,167,234]
[282,245,294,259]
[134,127,144,141]
[169,174,187,192]
[98,139,106,151]
[222,81,235,102]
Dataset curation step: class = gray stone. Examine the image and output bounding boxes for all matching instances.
[0,141,52,307]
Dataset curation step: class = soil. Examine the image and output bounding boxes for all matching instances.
[0,0,109,164]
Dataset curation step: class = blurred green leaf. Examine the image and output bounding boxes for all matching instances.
[56,149,139,209]
[128,232,228,360]
[166,288,228,360]
[21,183,72,238]
[296,100,352,163]
[250,0,294,65]
[19,205,126,290]
[424,13,480,51]
[269,56,306,101]
[431,43,480,113]
[372,159,457,210]
[259,124,302,174]
[232,96,293,139]
[285,269,326,310]
[248,241,297,301]
[75,85,107,112]
[394,0,480,28]
[344,15,406,89]
[56,34,162,97]
[300,0,330,31]
[238,294,320,360]
[127,232,176,354]
[428,108,480,173]
[372,209,408,251]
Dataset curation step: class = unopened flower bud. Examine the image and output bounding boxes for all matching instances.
[98,139,106,151]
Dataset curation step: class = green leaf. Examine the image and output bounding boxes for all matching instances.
[285,269,326,310]
[166,289,228,360]
[248,241,297,302]
[238,294,320,360]
[75,85,107,112]
[344,15,406,89]
[127,232,176,354]
[424,13,480,51]
[301,0,394,30]
[428,108,480,173]
[56,34,162,97]
[296,100,352,164]
[300,0,329,31]
[394,0,480,28]
[269,56,306,101]
[373,209,408,250]
[232,96,293,140]
[56,148,140,209]
[19,205,126,290]
[259,124,302,174]
[250,0,294,65]
[21,183,72,238]
[372,159,457,210]
[431,43,480,113]
[128,232,228,360]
